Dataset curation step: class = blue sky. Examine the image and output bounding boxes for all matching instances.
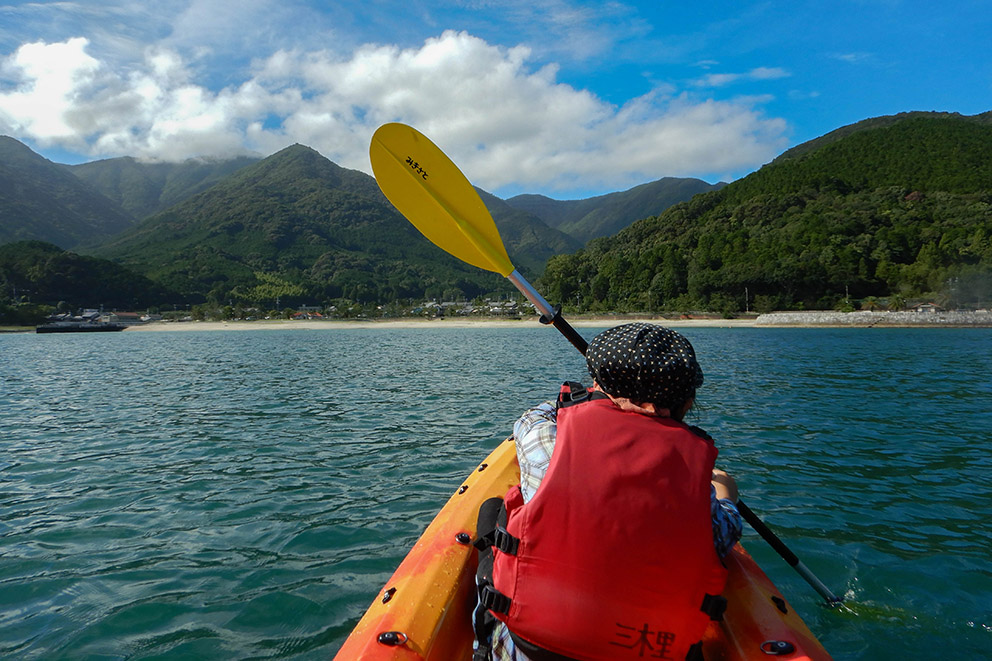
[0,1,989,199]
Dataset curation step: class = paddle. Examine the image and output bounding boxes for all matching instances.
[369,122,842,606]
[368,122,587,354]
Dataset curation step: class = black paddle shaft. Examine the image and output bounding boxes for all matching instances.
[540,307,588,355]
[737,500,800,566]
[738,500,843,604]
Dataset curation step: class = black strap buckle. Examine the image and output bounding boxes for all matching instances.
[493,525,519,555]
[473,530,495,551]
[557,381,590,408]
[701,593,728,621]
[480,583,512,615]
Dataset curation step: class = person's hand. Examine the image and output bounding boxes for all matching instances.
[711,469,738,503]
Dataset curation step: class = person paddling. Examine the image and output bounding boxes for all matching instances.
[474,322,742,661]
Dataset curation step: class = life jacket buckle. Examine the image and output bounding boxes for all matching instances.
[701,593,728,621]
[493,525,520,555]
[473,529,495,551]
[480,583,512,615]
[557,381,590,408]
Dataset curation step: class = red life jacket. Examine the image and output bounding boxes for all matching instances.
[490,384,728,661]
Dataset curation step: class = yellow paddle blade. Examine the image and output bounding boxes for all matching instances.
[369,123,514,277]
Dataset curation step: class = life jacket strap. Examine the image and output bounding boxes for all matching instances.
[557,381,610,409]
[558,381,590,407]
[480,583,512,615]
[701,592,728,621]
[508,630,584,661]
[473,496,508,655]
[473,529,495,551]
[493,525,520,555]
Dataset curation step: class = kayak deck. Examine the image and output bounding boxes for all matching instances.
[335,439,832,660]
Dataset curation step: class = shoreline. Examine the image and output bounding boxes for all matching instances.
[122,309,992,331]
[754,309,992,328]
[123,316,758,332]
[6,310,990,334]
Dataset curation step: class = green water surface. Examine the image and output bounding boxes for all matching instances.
[1,327,989,659]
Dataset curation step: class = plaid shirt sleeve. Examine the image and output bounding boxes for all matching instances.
[711,489,743,558]
[512,401,557,503]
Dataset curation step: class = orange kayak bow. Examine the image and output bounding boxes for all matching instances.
[335,439,832,661]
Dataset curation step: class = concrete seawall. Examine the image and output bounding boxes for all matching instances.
[755,310,992,327]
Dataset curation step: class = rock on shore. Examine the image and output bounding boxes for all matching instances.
[755,310,992,327]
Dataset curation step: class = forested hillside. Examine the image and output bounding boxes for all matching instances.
[70,156,259,220]
[0,136,652,313]
[90,145,512,305]
[771,110,992,163]
[477,190,582,274]
[0,137,134,248]
[540,114,992,314]
[5,112,990,319]
[507,177,725,243]
[1,138,576,309]
[0,241,173,323]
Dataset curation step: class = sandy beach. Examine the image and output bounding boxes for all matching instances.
[125,316,758,332]
[8,310,987,333]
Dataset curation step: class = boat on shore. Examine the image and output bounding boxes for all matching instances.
[36,312,127,333]
[335,438,832,660]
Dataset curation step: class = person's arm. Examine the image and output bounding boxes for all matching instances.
[711,468,738,502]
[710,470,742,557]
[512,401,557,503]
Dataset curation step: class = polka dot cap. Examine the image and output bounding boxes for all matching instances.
[585,322,703,409]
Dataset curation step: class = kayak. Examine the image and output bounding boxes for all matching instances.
[335,438,832,660]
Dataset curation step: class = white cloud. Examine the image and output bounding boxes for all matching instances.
[0,31,790,193]
[830,52,873,64]
[0,37,103,143]
[693,66,790,88]
[749,67,790,80]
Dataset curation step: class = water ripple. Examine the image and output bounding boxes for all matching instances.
[2,327,989,659]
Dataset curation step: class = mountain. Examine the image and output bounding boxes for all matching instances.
[0,136,590,308]
[771,110,992,164]
[0,240,173,309]
[506,177,725,243]
[477,190,583,274]
[0,136,135,248]
[69,155,260,220]
[718,113,992,203]
[540,112,992,313]
[89,144,522,305]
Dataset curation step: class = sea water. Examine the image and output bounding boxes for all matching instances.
[1,326,989,660]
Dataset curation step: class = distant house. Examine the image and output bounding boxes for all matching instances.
[103,311,143,325]
[914,303,943,314]
[489,301,519,316]
[439,301,474,316]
